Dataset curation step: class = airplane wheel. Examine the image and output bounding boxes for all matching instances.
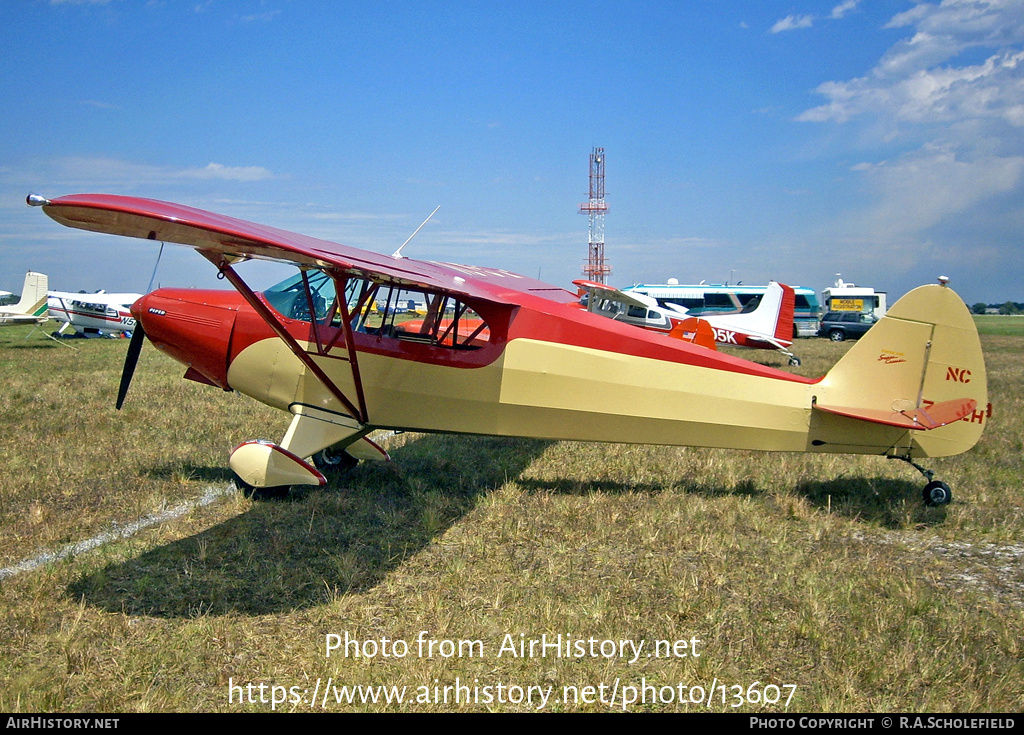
[829,330,846,342]
[923,480,952,507]
[231,472,255,493]
[313,446,358,473]
[232,473,296,499]
[788,356,801,366]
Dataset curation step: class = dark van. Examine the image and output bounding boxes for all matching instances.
[817,311,877,341]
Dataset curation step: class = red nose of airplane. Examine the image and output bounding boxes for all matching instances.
[132,289,242,389]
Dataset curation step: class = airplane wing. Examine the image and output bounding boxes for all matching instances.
[35,194,578,307]
[48,290,142,308]
[49,290,142,301]
[33,192,584,487]
[573,279,655,310]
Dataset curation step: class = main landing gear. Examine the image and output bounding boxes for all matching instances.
[889,454,953,507]
[312,446,359,474]
[232,445,360,498]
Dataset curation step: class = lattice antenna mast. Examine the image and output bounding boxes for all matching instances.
[579,147,610,283]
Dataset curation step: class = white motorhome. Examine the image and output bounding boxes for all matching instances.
[821,277,887,319]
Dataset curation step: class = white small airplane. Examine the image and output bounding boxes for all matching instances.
[48,290,142,337]
[0,272,50,326]
[576,279,801,365]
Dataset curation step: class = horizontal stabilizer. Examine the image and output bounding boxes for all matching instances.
[814,397,977,430]
[668,316,717,350]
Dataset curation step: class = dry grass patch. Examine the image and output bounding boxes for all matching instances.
[0,327,1022,711]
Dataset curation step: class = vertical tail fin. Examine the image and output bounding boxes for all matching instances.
[813,283,988,458]
[708,281,795,346]
[773,283,796,344]
[12,271,49,317]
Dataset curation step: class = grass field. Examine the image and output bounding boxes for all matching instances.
[974,314,1024,337]
[0,324,1021,712]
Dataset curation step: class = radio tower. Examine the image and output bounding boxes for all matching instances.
[579,147,610,283]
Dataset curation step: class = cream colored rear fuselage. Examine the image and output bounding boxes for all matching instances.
[226,284,988,461]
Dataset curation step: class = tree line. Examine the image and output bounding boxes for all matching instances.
[972,302,1024,315]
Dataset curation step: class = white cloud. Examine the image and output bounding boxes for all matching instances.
[854,143,1024,236]
[831,0,860,19]
[800,2,1024,131]
[37,156,274,186]
[185,162,273,181]
[771,14,814,33]
[797,0,1024,296]
[800,49,1024,128]
[771,2,861,34]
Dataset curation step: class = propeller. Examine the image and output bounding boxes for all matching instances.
[119,240,162,410]
[116,323,146,410]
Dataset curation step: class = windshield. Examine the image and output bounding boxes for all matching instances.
[262,269,337,322]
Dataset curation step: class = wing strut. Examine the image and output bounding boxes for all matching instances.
[333,274,368,421]
[200,251,368,424]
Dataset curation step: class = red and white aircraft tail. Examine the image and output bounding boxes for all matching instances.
[576,279,800,364]
[697,281,796,353]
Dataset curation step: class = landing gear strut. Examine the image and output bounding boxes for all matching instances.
[889,455,952,507]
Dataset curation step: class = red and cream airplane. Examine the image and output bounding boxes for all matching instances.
[29,193,989,506]
[575,279,799,364]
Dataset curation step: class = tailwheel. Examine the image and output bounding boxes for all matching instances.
[889,454,953,507]
[923,480,953,507]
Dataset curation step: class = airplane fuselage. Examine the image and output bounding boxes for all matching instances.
[134,281,981,461]
[49,294,138,334]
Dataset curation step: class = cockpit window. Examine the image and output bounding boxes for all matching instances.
[348,281,489,349]
[263,268,490,350]
[263,269,337,323]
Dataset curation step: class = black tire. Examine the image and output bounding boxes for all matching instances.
[230,472,295,499]
[923,480,952,507]
[788,356,801,366]
[312,446,359,473]
[829,329,846,342]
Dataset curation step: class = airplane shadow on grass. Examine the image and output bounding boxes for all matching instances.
[67,434,551,618]
[3,341,59,350]
[517,473,939,529]
[792,476,946,529]
[67,436,941,618]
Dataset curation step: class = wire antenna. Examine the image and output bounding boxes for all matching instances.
[393,205,441,259]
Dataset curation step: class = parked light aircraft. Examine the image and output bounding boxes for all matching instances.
[576,279,800,365]
[48,290,141,337]
[0,271,49,326]
[30,193,990,506]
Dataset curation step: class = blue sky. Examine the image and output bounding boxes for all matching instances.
[2,0,1022,305]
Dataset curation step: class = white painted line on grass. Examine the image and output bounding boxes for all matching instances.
[0,431,403,580]
[0,485,235,580]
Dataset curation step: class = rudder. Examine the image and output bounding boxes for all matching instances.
[13,271,49,317]
[814,283,987,458]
